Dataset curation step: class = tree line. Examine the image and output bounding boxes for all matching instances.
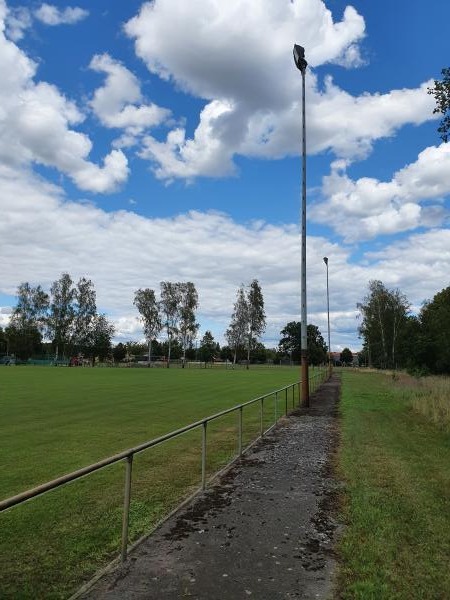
[358,280,450,375]
[0,275,114,363]
[133,281,200,367]
[1,274,334,367]
[133,279,266,368]
[0,276,269,365]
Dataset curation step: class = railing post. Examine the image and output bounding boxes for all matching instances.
[238,406,243,455]
[292,384,294,408]
[275,391,278,422]
[260,397,264,436]
[202,421,207,490]
[121,454,133,562]
[298,382,301,406]
[285,388,288,415]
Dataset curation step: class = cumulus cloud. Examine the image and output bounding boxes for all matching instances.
[4,2,87,42]
[89,53,170,136]
[139,100,237,180]
[34,3,88,26]
[0,4,128,192]
[311,144,450,241]
[124,0,435,181]
[125,0,365,102]
[1,164,449,350]
[4,5,31,40]
[0,163,357,347]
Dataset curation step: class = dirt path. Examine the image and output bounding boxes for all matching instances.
[80,374,341,600]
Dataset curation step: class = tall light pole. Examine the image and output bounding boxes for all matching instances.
[323,257,331,375]
[293,44,309,406]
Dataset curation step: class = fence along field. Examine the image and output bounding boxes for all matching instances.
[0,365,323,599]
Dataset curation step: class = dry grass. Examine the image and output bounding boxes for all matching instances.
[393,372,450,430]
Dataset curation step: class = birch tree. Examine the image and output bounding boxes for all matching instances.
[246,279,266,369]
[72,277,96,353]
[47,273,76,360]
[178,282,199,366]
[226,285,248,365]
[7,282,49,358]
[160,281,181,367]
[357,280,409,369]
[134,288,162,366]
[9,282,49,334]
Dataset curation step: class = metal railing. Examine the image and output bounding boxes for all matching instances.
[1,369,328,568]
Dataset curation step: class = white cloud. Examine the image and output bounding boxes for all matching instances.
[34,4,88,26]
[305,78,435,159]
[125,0,365,102]
[4,5,31,40]
[0,306,12,330]
[4,2,87,41]
[1,0,448,353]
[395,144,450,199]
[69,149,129,194]
[1,163,449,351]
[89,53,170,134]
[124,0,435,181]
[139,100,237,180]
[362,229,450,311]
[0,5,128,193]
[311,143,450,241]
[0,163,355,347]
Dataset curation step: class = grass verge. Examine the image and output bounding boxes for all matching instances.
[337,369,450,600]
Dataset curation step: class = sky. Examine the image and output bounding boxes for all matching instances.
[0,0,449,352]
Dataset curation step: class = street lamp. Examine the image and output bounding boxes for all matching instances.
[323,257,331,375]
[293,44,309,406]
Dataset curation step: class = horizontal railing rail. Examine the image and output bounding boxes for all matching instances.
[1,368,328,568]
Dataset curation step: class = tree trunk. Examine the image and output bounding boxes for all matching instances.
[392,312,398,370]
[376,301,387,368]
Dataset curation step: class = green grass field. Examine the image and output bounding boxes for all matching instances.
[1,365,306,599]
[337,370,450,599]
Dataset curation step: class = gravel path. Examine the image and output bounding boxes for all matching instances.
[80,374,341,600]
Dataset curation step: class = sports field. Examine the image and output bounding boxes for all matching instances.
[1,365,306,599]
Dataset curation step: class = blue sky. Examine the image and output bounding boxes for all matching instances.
[0,0,449,351]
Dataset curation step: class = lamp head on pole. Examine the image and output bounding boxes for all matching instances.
[293,44,307,72]
[323,256,328,266]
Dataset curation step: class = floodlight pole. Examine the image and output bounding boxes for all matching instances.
[293,44,309,406]
[323,257,332,376]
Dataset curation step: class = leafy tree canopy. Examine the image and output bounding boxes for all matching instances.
[428,67,450,142]
[357,280,410,369]
[198,330,218,362]
[278,321,327,365]
[419,286,450,374]
[340,347,353,365]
